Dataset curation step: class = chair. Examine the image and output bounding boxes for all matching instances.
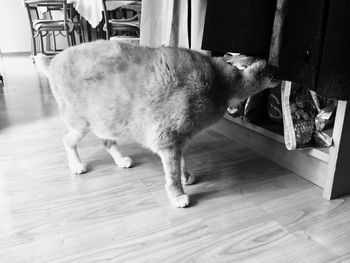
[102,0,141,42]
[24,0,82,58]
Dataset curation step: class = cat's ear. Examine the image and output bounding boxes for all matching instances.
[225,53,256,70]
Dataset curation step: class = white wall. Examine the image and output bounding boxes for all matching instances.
[0,0,32,53]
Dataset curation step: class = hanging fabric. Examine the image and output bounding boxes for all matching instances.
[140,0,208,53]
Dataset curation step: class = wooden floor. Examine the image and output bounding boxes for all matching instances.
[1,55,350,263]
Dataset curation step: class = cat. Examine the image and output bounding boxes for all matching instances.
[35,40,279,208]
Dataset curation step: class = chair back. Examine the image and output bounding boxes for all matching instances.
[24,0,77,56]
[24,0,70,31]
[102,0,141,40]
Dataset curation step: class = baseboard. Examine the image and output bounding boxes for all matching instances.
[1,51,31,57]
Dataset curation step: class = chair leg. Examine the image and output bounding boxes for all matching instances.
[105,23,110,40]
[52,31,57,52]
[30,33,37,57]
[80,25,85,43]
[39,32,45,54]
[80,28,85,43]
[66,30,71,47]
[71,31,76,46]
[47,32,51,52]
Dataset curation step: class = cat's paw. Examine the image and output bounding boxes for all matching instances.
[116,157,133,168]
[181,172,195,185]
[169,194,190,208]
[70,162,87,174]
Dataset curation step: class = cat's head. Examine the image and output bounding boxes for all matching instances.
[225,54,280,107]
[240,59,280,90]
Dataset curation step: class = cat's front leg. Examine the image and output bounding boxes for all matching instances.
[158,147,190,208]
[181,156,195,185]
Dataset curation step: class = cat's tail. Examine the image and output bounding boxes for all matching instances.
[34,54,54,79]
[34,54,63,105]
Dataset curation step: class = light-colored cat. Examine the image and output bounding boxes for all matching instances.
[35,40,279,208]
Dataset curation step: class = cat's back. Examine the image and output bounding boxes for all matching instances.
[49,40,214,92]
[49,40,153,86]
[48,41,222,116]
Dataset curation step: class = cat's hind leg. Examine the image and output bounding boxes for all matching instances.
[102,139,133,168]
[158,147,190,208]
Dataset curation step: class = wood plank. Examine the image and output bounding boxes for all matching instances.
[224,114,330,163]
[324,101,350,199]
[268,0,288,67]
[224,114,285,143]
[212,118,328,188]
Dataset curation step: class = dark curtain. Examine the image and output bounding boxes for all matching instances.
[202,0,277,57]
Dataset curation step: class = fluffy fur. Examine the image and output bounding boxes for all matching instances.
[35,40,278,208]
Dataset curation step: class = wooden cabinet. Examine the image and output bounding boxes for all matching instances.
[203,0,350,99]
[203,0,350,199]
[276,0,328,90]
[277,0,350,100]
[202,0,277,57]
[317,0,350,100]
